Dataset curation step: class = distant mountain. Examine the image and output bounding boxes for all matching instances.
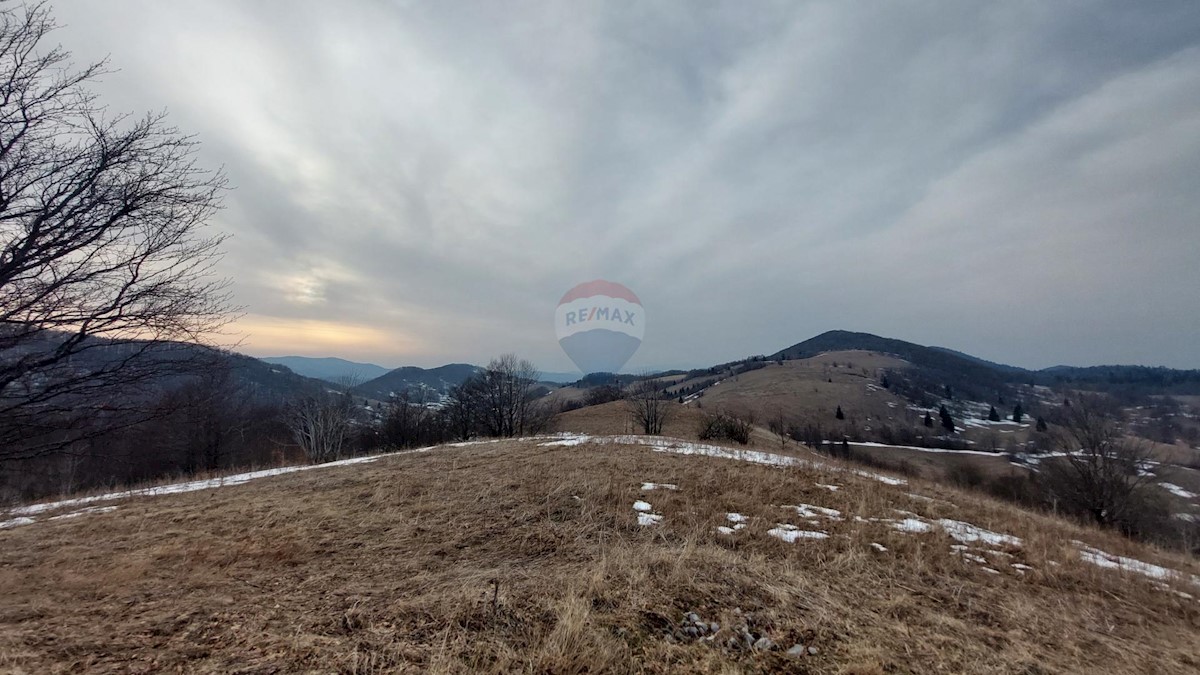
[259,356,390,383]
[227,353,336,400]
[540,371,585,384]
[1036,364,1200,395]
[352,363,480,400]
[770,330,1023,402]
[769,330,1200,398]
[5,333,335,404]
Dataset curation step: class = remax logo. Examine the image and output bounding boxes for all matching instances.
[562,305,638,327]
[555,280,644,375]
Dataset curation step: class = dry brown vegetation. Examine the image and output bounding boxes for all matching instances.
[2,435,1199,673]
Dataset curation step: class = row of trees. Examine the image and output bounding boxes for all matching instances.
[282,355,552,461]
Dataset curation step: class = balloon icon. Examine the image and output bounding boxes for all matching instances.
[555,280,644,375]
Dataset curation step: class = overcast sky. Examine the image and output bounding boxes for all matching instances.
[51,1,1200,371]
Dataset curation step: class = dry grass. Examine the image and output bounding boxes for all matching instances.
[1,436,1198,673]
[552,400,709,438]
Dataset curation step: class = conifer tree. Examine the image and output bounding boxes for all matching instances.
[939,405,955,433]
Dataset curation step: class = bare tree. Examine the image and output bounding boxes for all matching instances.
[444,355,548,439]
[627,374,671,435]
[160,364,254,473]
[1041,395,1159,527]
[768,407,788,449]
[474,354,547,437]
[0,3,231,460]
[284,393,355,464]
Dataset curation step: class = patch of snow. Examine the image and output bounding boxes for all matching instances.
[47,506,117,521]
[981,567,1001,575]
[0,516,35,529]
[870,542,888,552]
[538,433,593,447]
[1011,563,1033,574]
[637,512,663,526]
[641,482,678,491]
[548,434,909,486]
[815,483,840,491]
[853,470,907,486]
[937,519,1022,547]
[1161,483,1198,499]
[893,518,933,533]
[1075,542,1200,587]
[717,513,748,534]
[847,441,1001,457]
[767,524,829,542]
[783,503,843,521]
[632,500,653,512]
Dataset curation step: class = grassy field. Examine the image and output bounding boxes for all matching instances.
[2,434,1198,673]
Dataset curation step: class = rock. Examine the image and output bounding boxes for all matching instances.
[727,637,740,649]
[686,612,700,624]
[808,646,819,655]
[709,621,720,633]
[684,626,699,638]
[753,637,776,651]
[742,631,755,646]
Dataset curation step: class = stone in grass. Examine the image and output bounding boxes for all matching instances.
[753,636,776,651]
[787,644,807,657]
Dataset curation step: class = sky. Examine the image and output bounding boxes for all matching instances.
[49,1,1200,372]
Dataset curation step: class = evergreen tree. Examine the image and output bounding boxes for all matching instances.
[1036,416,1048,432]
[881,374,890,389]
[1012,403,1024,424]
[939,405,955,433]
[944,384,954,399]
[988,406,1000,422]
[835,405,845,420]
[923,411,934,428]
[841,439,850,458]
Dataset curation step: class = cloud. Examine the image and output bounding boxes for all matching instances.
[50,0,1200,369]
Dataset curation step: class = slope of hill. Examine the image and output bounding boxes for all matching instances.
[258,356,390,383]
[352,363,480,400]
[771,330,1018,401]
[225,352,337,401]
[1,434,1197,672]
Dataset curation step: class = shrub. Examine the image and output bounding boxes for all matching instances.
[698,411,752,445]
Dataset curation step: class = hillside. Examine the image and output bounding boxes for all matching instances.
[1,434,1197,673]
[258,356,390,383]
[770,330,1019,402]
[224,352,337,402]
[352,363,480,400]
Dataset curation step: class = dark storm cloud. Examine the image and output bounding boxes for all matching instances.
[50,1,1200,369]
